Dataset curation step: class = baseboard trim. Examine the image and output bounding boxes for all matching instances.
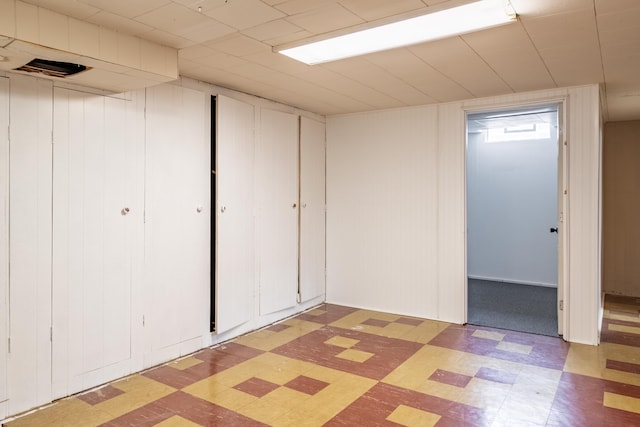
[468,275,558,288]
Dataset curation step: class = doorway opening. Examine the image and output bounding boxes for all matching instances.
[466,104,561,337]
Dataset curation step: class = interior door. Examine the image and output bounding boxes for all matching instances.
[557,106,566,336]
[299,117,326,302]
[0,76,8,417]
[52,88,142,397]
[257,109,299,315]
[215,95,255,333]
[144,84,209,367]
[8,75,53,416]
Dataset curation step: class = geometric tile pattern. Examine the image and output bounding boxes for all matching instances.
[6,295,640,427]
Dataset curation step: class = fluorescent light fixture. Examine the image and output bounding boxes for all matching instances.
[277,0,517,65]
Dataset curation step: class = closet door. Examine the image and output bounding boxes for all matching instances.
[257,109,299,315]
[299,117,326,302]
[0,76,8,419]
[51,88,143,397]
[7,75,53,416]
[215,95,255,333]
[144,85,209,367]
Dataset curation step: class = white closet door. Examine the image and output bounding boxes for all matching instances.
[144,84,209,367]
[257,109,299,315]
[0,76,8,417]
[8,75,53,415]
[216,95,255,333]
[52,88,143,398]
[299,117,326,302]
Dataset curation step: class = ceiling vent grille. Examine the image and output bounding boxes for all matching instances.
[14,58,89,78]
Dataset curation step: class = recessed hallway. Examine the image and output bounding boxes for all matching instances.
[5,296,640,426]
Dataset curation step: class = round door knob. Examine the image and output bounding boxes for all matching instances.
[221,206,226,213]
[302,203,307,208]
[121,207,130,215]
[292,203,297,208]
[197,206,203,213]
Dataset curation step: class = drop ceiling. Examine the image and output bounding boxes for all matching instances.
[20,0,640,121]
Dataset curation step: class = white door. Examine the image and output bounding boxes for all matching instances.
[51,88,143,397]
[257,109,299,315]
[299,117,326,302]
[557,106,566,336]
[0,76,8,418]
[7,75,53,415]
[215,95,255,334]
[144,85,210,367]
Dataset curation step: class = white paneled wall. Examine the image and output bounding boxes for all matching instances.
[257,109,300,315]
[327,106,440,318]
[7,75,53,415]
[215,95,255,334]
[144,84,210,367]
[300,117,326,302]
[51,88,145,398]
[0,76,8,419]
[436,102,466,323]
[326,85,602,344]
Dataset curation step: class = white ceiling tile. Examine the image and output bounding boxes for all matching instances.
[179,44,218,60]
[241,19,304,42]
[85,10,154,36]
[204,34,270,56]
[462,24,556,92]
[521,10,599,50]
[510,0,593,17]
[273,0,338,15]
[538,47,604,87]
[191,50,252,69]
[79,0,171,19]
[242,50,312,75]
[285,3,364,34]
[23,0,100,20]
[595,0,639,15]
[264,29,313,47]
[409,37,513,98]
[203,0,286,30]
[135,3,213,33]
[363,48,473,102]
[338,0,426,22]
[142,29,194,48]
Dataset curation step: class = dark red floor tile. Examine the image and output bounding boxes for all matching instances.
[362,318,392,328]
[233,377,280,398]
[296,304,359,325]
[429,369,473,388]
[143,365,204,389]
[266,324,291,332]
[284,375,329,395]
[429,325,569,370]
[326,382,491,427]
[607,359,640,375]
[601,319,640,347]
[395,317,423,326]
[77,385,124,406]
[272,326,422,380]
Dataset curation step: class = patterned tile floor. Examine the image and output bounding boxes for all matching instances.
[5,295,640,426]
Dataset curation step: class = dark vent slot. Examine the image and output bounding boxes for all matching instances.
[14,58,88,78]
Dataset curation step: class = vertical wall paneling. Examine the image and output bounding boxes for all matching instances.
[7,75,53,415]
[299,117,326,302]
[437,103,467,323]
[257,109,299,315]
[326,107,439,318]
[144,84,210,366]
[215,95,255,333]
[0,77,8,417]
[566,86,602,345]
[51,88,143,398]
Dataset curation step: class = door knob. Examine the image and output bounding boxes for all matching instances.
[550,227,558,233]
[221,206,226,213]
[292,203,297,208]
[121,207,130,215]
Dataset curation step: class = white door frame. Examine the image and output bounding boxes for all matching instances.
[463,99,569,337]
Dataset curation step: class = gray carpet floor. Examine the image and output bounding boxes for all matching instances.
[467,278,559,337]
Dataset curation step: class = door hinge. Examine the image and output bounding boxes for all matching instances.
[559,300,564,311]
[50,326,53,342]
[142,315,145,327]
